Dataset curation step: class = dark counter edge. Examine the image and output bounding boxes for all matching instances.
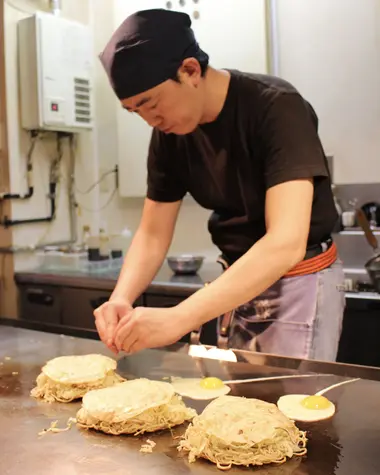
[0,316,101,341]
[14,272,201,297]
[15,271,380,300]
[2,317,380,383]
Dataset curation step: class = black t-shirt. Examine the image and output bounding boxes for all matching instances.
[147,70,338,263]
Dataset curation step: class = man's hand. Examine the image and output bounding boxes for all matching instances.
[93,298,133,353]
[114,306,188,354]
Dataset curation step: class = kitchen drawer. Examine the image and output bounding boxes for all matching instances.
[18,284,62,324]
[61,288,112,330]
[144,294,185,307]
[61,288,144,331]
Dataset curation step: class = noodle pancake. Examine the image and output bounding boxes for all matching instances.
[31,354,124,403]
[179,395,307,470]
[76,378,197,435]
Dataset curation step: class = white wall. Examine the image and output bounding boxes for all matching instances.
[100,0,380,260]
[4,0,101,270]
[274,0,380,184]
[4,0,380,277]
[3,0,219,272]
[93,0,220,260]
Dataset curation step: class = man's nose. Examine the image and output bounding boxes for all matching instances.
[140,111,162,128]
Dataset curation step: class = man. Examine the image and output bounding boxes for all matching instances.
[94,8,345,361]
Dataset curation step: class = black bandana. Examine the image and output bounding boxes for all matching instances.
[99,8,209,100]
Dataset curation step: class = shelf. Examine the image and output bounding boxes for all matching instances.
[343,268,367,275]
[339,229,380,236]
[345,292,380,301]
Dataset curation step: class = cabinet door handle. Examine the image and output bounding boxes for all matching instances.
[26,289,54,306]
[89,297,109,310]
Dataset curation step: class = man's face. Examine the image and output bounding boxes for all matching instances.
[121,58,205,135]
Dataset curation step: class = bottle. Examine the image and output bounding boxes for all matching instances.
[99,228,110,259]
[82,225,91,250]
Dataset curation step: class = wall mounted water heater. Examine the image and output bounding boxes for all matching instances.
[18,12,93,133]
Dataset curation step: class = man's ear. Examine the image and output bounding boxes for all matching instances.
[177,58,202,86]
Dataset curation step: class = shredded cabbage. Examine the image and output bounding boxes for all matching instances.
[30,371,125,403]
[178,395,307,470]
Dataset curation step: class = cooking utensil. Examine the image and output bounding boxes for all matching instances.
[189,257,236,350]
[190,282,210,347]
[166,254,205,275]
[356,209,380,293]
[361,201,380,228]
[214,255,236,349]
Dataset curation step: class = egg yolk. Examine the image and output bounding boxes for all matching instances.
[301,395,331,410]
[199,377,225,390]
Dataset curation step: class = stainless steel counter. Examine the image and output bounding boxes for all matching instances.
[14,261,224,296]
[1,326,380,475]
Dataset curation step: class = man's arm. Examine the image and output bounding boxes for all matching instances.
[112,179,314,353]
[175,92,327,330]
[95,128,187,352]
[112,93,329,353]
[174,178,313,330]
[94,197,181,352]
[111,198,182,304]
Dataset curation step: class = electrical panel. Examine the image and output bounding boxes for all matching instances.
[18,12,94,133]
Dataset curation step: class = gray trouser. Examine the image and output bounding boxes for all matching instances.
[227,260,346,362]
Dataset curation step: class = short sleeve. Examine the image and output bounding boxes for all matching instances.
[146,129,187,202]
[259,92,330,190]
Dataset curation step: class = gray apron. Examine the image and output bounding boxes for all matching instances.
[191,256,345,362]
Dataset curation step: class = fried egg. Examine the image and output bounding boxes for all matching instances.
[170,377,231,400]
[277,394,336,422]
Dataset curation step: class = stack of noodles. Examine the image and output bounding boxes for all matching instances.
[31,354,124,403]
[76,378,197,435]
[178,395,307,470]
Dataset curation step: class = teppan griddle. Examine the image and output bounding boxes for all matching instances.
[1,325,379,475]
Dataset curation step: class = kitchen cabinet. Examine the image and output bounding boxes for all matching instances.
[61,288,144,331]
[18,284,62,324]
[18,283,144,332]
[113,0,268,197]
[61,288,113,330]
[18,272,380,367]
[145,294,184,308]
[337,297,380,368]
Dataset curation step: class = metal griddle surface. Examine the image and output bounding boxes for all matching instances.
[1,326,380,475]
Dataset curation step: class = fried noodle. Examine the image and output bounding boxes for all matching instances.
[178,396,307,470]
[77,394,196,435]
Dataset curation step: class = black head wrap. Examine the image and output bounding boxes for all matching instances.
[99,8,209,100]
